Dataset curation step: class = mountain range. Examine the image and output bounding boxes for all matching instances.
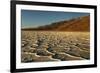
[22,15,90,32]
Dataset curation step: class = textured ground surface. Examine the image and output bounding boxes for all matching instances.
[21,31,90,63]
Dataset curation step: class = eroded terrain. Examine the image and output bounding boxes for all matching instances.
[21,31,90,63]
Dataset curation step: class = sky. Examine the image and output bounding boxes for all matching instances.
[21,10,89,28]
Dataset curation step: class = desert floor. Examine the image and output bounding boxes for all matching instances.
[21,31,90,63]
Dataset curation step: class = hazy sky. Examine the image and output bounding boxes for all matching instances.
[21,10,89,28]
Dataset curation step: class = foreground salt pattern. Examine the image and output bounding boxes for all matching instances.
[21,31,90,63]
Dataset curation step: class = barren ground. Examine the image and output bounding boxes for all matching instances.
[21,31,90,63]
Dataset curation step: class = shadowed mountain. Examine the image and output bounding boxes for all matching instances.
[22,15,90,32]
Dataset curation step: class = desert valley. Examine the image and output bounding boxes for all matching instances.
[21,16,90,62]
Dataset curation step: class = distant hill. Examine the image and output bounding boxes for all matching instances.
[22,15,90,32]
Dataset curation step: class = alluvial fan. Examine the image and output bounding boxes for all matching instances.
[21,31,90,63]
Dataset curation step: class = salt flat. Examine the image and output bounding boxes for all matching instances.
[21,31,90,63]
